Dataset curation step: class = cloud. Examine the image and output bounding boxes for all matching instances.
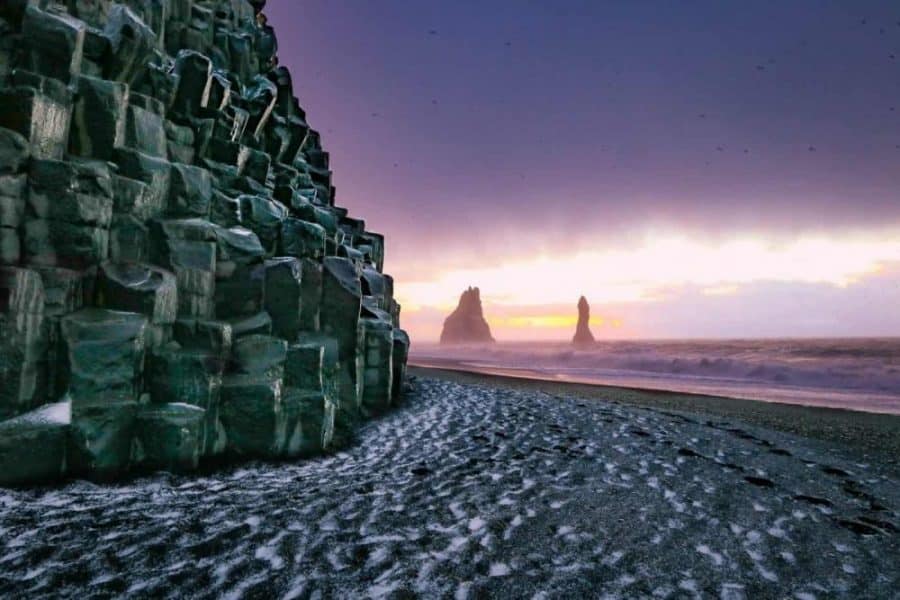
[396,231,900,310]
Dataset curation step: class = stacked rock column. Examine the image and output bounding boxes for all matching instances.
[0,0,409,486]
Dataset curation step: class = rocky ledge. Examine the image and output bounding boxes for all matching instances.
[0,0,409,485]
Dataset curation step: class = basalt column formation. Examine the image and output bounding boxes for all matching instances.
[0,0,409,485]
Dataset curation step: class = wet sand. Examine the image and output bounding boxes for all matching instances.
[410,363,900,473]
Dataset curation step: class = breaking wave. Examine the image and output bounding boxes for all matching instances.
[411,338,900,414]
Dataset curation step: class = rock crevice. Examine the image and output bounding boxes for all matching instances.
[0,0,408,485]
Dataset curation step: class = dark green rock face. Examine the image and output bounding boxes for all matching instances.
[0,0,409,486]
[392,329,411,400]
[58,308,147,406]
[232,333,287,378]
[147,344,224,454]
[219,374,285,458]
[280,217,325,260]
[0,128,30,174]
[0,267,48,419]
[21,7,85,83]
[67,401,138,479]
[134,402,205,472]
[173,318,233,356]
[0,76,72,161]
[264,257,302,340]
[97,262,177,325]
[360,318,394,417]
[281,387,334,457]
[168,163,212,218]
[69,75,127,161]
[0,401,68,486]
[298,258,323,332]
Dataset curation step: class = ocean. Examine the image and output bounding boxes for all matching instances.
[410,338,900,414]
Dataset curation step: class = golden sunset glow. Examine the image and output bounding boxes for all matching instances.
[494,315,620,329]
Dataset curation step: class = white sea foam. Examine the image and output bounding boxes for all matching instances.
[411,338,900,413]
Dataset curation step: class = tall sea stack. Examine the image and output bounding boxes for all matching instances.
[440,286,494,344]
[572,296,595,346]
[0,0,408,485]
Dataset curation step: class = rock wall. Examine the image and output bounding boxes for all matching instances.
[0,0,409,485]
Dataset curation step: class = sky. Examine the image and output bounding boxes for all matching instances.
[266,0,900,341]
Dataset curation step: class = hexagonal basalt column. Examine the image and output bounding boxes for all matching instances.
[58,308,148,479]
[392,329,410,401]
[320,256,362,407]
[281,388,334,458]
[67,400,138,479]
[69,75,128,161]
[146,344,225,457]
[0,72,72,161]
[359,318,394,416]
[264,257,302,341]
[58,308,147,407]
[134,402,206,473]
[219,373,286,459]
[21,6,85,83]
[0,401,69,486]
[0,267,48,420]
[96,262,177,328]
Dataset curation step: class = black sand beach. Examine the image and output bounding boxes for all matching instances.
[1,375,898,598]
[411,363,900,474]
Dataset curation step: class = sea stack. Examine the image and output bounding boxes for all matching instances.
[440,287,494,344]
[572,296,595,346]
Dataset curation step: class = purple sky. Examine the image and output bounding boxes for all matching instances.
[266,1,900,340]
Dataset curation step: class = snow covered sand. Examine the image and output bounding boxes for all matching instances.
[1,377,898,598]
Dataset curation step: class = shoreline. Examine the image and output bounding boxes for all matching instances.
[408,355,900,416]
[409,363,900,470]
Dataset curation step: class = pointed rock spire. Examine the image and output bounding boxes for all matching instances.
[572,295,595,346]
